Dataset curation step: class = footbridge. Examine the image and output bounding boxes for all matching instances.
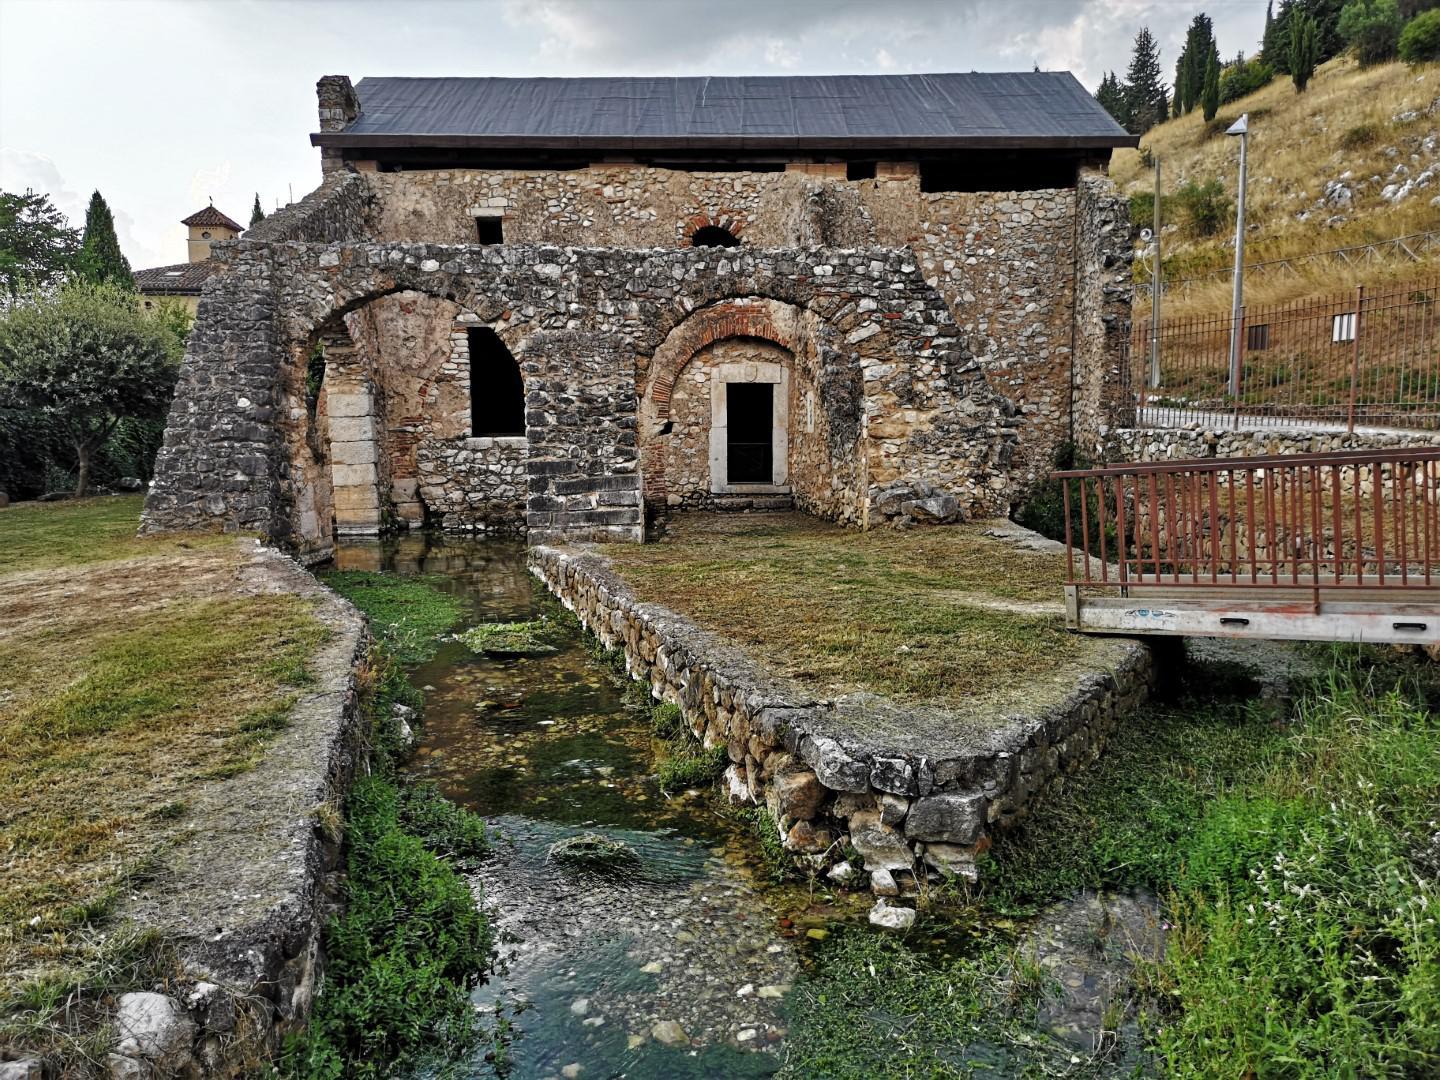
[1057,447,1440,645]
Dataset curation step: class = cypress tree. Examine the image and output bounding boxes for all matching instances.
[77,191,133,291]
[1123,27,1168,135]
[250,193,266,227]
[1175,14,1218,115]
[1202,50,1222,120]
[1290,10,1320,90]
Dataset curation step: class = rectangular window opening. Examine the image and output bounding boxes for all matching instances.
[476,216,504,245]
[1332,312,1357,343]
[846,161,877,181]
[1246,323,1270,351]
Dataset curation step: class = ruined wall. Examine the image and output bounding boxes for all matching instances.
[359,167,1129,489]
[1110,424,1440,463]
[1071,171,1135,465]
[143,242,1016,553]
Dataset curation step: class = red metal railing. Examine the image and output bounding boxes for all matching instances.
[1128,277,1440,432]
[1057,448,1440,594]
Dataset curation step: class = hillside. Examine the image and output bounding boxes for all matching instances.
[1110,56,1439,316]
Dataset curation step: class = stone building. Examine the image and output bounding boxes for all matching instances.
[135,204,246,316]
[143,73,1137,560]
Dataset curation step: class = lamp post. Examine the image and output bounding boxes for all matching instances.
[1226,113,1249,398]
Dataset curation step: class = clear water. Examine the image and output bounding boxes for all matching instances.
[332,534,801,1079]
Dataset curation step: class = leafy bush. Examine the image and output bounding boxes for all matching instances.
[1399,8,1440,60]
[1219,56,1274,102]
[1340,0,1405,64]
[1174,178,1231,237]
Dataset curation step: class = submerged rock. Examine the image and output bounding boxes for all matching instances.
[547,833,640,873]
[651,1020,690,1046]
[459,619,561,656]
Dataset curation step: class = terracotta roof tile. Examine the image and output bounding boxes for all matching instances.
[180,206,245,232]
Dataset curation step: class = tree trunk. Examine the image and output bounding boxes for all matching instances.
[73,438,90,497]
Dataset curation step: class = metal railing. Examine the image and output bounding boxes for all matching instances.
[1129,277,1440,432]
[1057,447,1440,596]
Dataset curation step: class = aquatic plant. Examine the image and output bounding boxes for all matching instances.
[459,618,563,656]
[546,832,641,874]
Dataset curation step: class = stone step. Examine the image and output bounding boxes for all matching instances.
[709,494,795,512]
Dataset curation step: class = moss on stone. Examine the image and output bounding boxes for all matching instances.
[458,618,562,656]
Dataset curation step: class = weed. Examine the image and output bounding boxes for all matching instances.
[655,745,729,793]
[459,618,563,656]
[649,701,684,740]
[320,571,463,665]
[547,833,641,874]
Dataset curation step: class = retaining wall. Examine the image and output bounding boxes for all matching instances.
[530,543,1152,891]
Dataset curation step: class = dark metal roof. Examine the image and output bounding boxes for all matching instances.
[312,73,1137,152]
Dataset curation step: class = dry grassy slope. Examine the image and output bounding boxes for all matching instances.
[1110,56,1440,315]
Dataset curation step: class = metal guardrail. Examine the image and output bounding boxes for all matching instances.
[1058,447,1440,591]
[1128,277,1440,432]
[1055,448,1440,642]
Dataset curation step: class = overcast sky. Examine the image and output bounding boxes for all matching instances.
[1,0,1266,270]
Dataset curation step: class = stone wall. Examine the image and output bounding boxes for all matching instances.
[1110,424,1440,462]
[360,166,1131,485]
[417,436,528,532]
[144,241,1017,555]
[531,543,1153,892]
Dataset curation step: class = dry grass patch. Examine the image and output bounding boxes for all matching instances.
[1111,56,1439,315]
[0,497,328,990]
[600,514,1086,704]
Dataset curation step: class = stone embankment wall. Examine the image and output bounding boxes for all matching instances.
[19,548,373,1080]
[1110,424,1440,462]
[530,544,1152,892]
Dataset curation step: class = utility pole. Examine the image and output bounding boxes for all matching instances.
[1150,157,1162,391]
[1226,114,1250,398]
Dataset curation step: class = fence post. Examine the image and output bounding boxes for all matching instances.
[1347,284,1365,434]
[1232,305,1247,430]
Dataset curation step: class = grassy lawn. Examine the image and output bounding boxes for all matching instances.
[600,513,1091,704]
[0,494,231,574]
[0,496,328,1014]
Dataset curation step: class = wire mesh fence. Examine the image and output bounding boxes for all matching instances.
[1128,276,1440,432]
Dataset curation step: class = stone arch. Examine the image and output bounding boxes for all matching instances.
[679,212,746,247]
[639,296,863,517]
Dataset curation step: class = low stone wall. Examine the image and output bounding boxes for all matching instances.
[530,543,1152,892]
[90,550,369,1079]
[1111,424,1440,462]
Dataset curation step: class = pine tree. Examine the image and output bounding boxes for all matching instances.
[1095,72,1129,127]
[1202,51,1222,120]
[1123,27,1168,135]
[249,193,266,227]
[1267,0,1294,71]
[77,191,133,291]
[1290,10,1321,89]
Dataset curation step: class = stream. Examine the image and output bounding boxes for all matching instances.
[333,534,809,1079]
[330,532,1172,1079]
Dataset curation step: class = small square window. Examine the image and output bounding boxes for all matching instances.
[1332,312,1357,343]
[476,217,504,245]
[846,161,877,181]
[1246,323,1270,351]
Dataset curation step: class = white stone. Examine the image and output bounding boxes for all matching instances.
[113,992,194,1070]
[869,899,917,930]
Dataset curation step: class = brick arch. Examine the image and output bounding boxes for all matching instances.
[645,299,804,426]
[678,212,745,247]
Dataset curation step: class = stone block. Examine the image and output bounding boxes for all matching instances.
[904,792,986,845]
[327,415,375,442]
[331,462,377,488]
[330,440,377,466]
[848,809,914,872]
[326,393,372,418]
[768,767,825,822]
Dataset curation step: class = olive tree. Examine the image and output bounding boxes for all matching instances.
[0,281,180,496]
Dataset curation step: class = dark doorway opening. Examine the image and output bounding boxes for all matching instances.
[726,382,773,484]
[469,328,524,436]
[476,217,504,245]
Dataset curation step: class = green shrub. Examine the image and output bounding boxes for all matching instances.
[1340,0,1405,64]
[649,701,684,740]
[397,782,488,871]
[1399,8,1440,60]
[1174,178,1231,237]
[1219,56,1274,103]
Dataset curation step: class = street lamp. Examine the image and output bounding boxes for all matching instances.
[1226,113,1249,398]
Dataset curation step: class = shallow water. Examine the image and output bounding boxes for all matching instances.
[333,534,800,1079]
